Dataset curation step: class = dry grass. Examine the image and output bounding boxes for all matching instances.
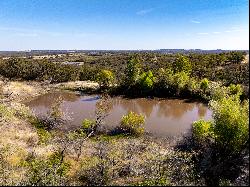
[54,81,99,91]
[1,81,50,102]
[0,81,60,185]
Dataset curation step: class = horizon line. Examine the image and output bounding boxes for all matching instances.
[0,48,249,52]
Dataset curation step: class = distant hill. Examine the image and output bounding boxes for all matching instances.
[0,49,248,57]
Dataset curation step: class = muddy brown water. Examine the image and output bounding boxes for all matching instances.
[24,91,213,138]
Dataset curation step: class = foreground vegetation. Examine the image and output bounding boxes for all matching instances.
[0,51,249,186]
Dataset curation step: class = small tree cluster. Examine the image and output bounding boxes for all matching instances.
[120,111,145,135]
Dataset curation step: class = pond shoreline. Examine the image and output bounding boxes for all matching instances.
[24,89,212,138]
[1,79,210,106]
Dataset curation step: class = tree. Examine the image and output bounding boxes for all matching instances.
[123,57,141,87]
[227,51,245,64]
[0,58,19,79]
[172,71,190,95]
[200,78,209,93]
[97,69,114,89]
[172,55,192,74]
[138,70,155,92]
[192,96,249,185]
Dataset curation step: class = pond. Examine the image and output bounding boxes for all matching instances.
[24,91,213,138]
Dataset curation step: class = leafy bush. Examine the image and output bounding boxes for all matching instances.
[97,69,114,88]
[191,96,249,185]
[228,84,242,96]
[187,77,200,95]
[120,111,145,135]
[51,64,79,83]
[0,103,16,122]
[78,154,109,186]
[155,68,174,90]
[26,152,70,186]
[172,71,190,94]
[200,78,209,93]
[138,70,155,91]
[193,96,249,153]
[172,55,192,74]
[123,57,141,87]
[207,81,229,101]
[154,68,193,96]
[36,128,52,145]
[209,96,249,153]
[0,58,20,79]
[81,119,97,134]
[79,65,99,81]
[192,120,214,143]
[227,51,245,64]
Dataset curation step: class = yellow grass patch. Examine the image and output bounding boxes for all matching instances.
[55,81,99,90]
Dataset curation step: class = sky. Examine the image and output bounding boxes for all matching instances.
[0,0,249,50]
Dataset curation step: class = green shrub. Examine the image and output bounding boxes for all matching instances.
[97,69,114,88]
[123,57,141,87]
[81,119,97,134]
[30,117,52,144]
[207,82,229,101]
[79,66,99,81]
[172,71,190,94]
[120,111,145,135]
[37,128,52,145]
[227,51,245,64]
[0,58,20,79]
[200,78,209,93]
[39,60,57,81]
[172,55,192,74]
[155,68,174,90]
[26,152,70,186]
[193,96,249,153]
[18,60,42,80]
[138,70,155,91]
[187,77,200,94]
[228,84,242,96]
[209,96,249,153]
[192,119,214,143]
[51,64,79,83]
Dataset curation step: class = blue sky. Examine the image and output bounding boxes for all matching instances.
[0,0,248,50]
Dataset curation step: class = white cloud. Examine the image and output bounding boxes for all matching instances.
[190,20,200,24]
[224,28,247,33]
[136,8,154,15]
[212,31,221,34]
[230,26,240,30]
[197,32,209,35]
[0,26,34,32]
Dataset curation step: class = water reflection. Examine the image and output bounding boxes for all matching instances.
[110,98,156,118]
[24,91,212,137]
[197,103,208,118]
[157,100,195,119]
[81,96,100,102]
[26,91,79,108]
